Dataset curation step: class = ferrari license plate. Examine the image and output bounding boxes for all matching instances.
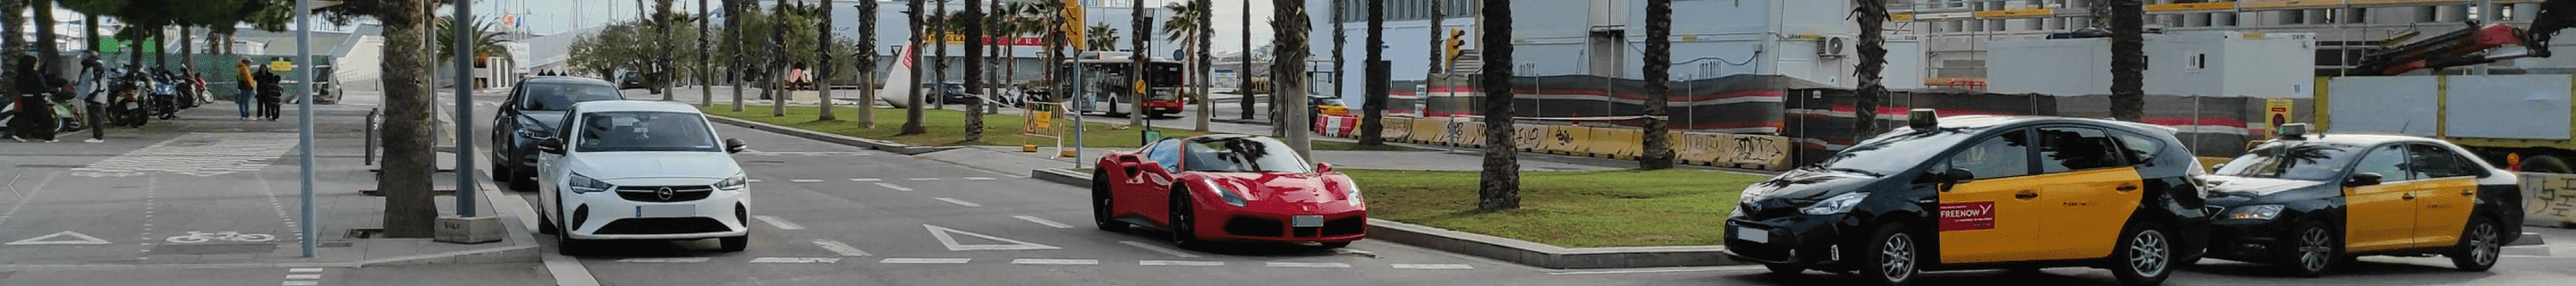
[636,205,695,218]
[1292,215,1326,227]
[1737,227,1769,243]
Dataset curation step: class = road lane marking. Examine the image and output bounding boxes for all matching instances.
[909,178,941,181]
[283,282,318,286]
[1117,240,1202,257]
[873,182,913,191]
[288,268,323,273]
[753,215,805,230]
[1013,215,1072,228]
[1545,265,1767,275]
[1266,262,1352,268]
[789,179,824,182]
[813,240,872,257]
[935,198,981,207]
[1391,264,1476,270]
[849,178,883,181]
[1139,260,1225,266]
[614,257,713,263]
[750,257,843,264]
[964,177,997,181]
[284,274,321,279]
[1011,258,1099,265]
[7,231,112,245]
[879,257,972,264]
[924,224,1062,251]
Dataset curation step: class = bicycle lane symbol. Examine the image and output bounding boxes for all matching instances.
[164,231,278,244]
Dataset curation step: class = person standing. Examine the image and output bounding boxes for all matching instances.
[75,53,106,142]
[11,55,57,142]
[235,59,256,121]
[255,67,283,121]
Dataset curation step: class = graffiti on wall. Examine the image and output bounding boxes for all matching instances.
[2525,173,2576,227]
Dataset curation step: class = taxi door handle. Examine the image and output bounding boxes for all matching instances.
[2014,190,2039,199]
[2116,185,2140,191]
[2462,189,2477,196]
[2402,193,2417,200]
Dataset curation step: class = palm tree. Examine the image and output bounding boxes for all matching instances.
[434,16,511,63]
[699,0,714,106]
[770,0,792,117]
[1084,23,1119,52]
[1028,0,1069,109]
[817,0,837,121]
[931,3,950,111]
[1852,0,1889,144]
[657,0,677,99]
[1161,0,1209,131]
[856,0,879,128]
[1477,0,1519,210]
[2110,0,2144,122]
[1640,0,1673,170]
[1360,0,1386,145]
[1271,0,1311,156]
[728,0,749,112]
[1194,0,1213,133]
[902,0,928,135]
[1127,0,1147,128]
[964,0,986,142]
[1239,0,1253,121]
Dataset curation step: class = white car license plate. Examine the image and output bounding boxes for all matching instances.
[1737,227,1769,243]
[1292,215,1326,227]
[636,205,695,218]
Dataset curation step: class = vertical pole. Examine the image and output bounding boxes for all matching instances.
[295,0,318,257]
[455,0,479,217]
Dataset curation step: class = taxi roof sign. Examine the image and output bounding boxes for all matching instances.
[1908,108,1939,130]
[2278,122,2310,139]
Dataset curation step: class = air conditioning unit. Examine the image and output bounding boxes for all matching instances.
[1818,36,1850,57]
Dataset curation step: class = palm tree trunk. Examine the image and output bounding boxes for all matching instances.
[2110,0,2145,122]
[1129,0,1147,128]
[658,0,676,100]
[1360,0,1386,146]
[1476,0,1519,211]
[1640,0,1673,170]
[1196,0,1214,132]
[902,0,928,135]
[34,0,58,72]
[3,0,21,106]
[965,0,987,142]
[700,0,713,106]
[936,3,951,113]
[770,0,790,117]
[729,0,748,112]
[1853,0,1889,142]
[858,0,879,128]
[1274,0,1311,157]
[379,0,441,238]
[819,0,839,121]
[1239,1,1253,121]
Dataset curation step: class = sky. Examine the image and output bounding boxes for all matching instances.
[490,0,1275,54]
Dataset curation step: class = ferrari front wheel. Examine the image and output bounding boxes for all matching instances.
[1169,188,1201,248]
[1092,170,1126,231]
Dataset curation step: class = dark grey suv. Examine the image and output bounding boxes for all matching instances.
[489,77,626,190]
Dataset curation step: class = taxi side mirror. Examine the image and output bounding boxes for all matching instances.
[2344,172,2384,187]
[724,138,749,154]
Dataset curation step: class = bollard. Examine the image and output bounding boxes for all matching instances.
[365,108,377,165]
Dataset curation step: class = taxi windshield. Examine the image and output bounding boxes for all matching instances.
[2212,142,2368,181]
[1813,127,1979,176]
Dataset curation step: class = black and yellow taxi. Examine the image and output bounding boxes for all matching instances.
[2200,124,2522,277]
[1725,110,2210,286]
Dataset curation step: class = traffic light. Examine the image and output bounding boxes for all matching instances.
[1444,29,1467,70]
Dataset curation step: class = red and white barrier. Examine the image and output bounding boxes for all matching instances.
[1313,114,1360,138]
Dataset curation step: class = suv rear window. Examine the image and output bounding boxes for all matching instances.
[521,83,624,111]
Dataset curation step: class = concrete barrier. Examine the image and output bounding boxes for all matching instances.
[1381,117,1413,141]
[1513,124,1546,152]
[2522,172,2576,227]
[1410,118,1450,144]
[1541,126,1590,156]
[1453,121,1487,147]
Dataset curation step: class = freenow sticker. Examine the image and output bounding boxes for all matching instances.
[1938,201,1996,231]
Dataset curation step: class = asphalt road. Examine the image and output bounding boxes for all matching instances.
[394,87,2576,286]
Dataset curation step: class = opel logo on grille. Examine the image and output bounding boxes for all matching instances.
[656,187,676,200]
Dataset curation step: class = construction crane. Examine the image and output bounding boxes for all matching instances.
[2351,0,2576,75]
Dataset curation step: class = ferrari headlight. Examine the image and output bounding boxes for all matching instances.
[2224,205,2284,221]
[714,173,748,191]
[1202,179,1248,206]
[568,172,612,194]
[1799,192,1870,215]
[1342,183,1364,207]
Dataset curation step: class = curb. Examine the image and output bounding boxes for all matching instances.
[1212,119,1273,126]
[701,114,963,156]
[1026,168,1747,269]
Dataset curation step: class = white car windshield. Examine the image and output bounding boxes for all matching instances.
[576,112,721,153]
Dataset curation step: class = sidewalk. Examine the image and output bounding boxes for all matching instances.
[0,90,534,270]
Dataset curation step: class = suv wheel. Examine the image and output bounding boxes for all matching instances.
[1859,223,1917,286]
[2110,222,2174,286]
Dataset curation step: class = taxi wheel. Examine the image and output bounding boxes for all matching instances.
[2109,223,2174,286]
[2449,216,2503,272]
[1857,223,1918,286]
[1763,263,1804,275]
[2284,222,2339,278]
[1092,171,1127,232]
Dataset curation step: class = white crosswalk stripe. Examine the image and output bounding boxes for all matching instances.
[1139,260,1225,266]
[1266,262,1352,268]
[1390,264,1475,270]
[750,257,842,264]
[1011,258,1099,265]
[615,257,713,263]
[879,257,971,264]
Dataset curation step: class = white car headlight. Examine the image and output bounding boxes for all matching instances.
[2223,205,2284,221]
[1799,192,1871,215]
[714,174,748,191]
[568,172,613,194]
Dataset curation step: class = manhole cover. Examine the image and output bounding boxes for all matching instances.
[157,243,277,255]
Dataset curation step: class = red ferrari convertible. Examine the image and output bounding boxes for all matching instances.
[1091,135,1367,248]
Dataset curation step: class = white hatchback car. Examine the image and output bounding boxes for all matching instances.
[533,100,751,255]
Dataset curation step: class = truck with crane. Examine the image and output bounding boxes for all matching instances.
[2320,0,2576,172]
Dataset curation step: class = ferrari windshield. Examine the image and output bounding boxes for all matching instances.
[2212,141,2368,181]
[1183,137,1311,173]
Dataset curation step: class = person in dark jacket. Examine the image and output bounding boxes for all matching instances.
[255,68,284,121]
[10,55,56,142]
